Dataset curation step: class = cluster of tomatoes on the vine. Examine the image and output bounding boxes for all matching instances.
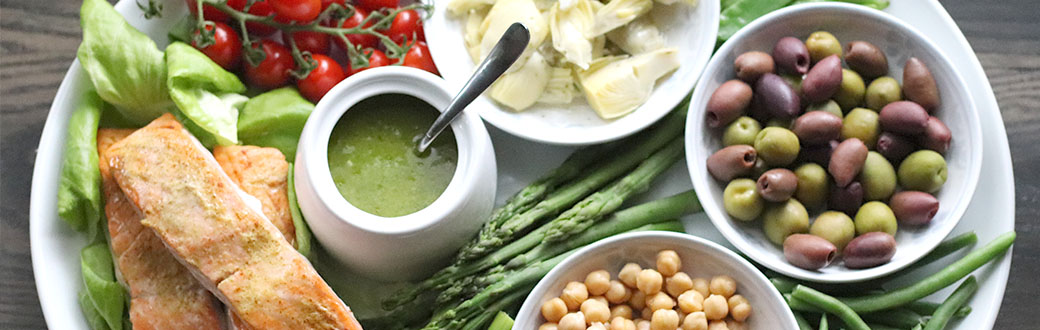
[187,0,439,102]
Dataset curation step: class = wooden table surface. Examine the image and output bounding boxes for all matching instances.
[2,0,1037,328]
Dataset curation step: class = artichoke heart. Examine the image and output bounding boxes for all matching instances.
[446,0,495,16]
[489,52,552,111]
[577,48,680,119]
[591,0,653,36]
[464,9,488,63]
[479,0,548,62]
[606,15,666,54]
[549,0,596,69]
[538,66,578,104]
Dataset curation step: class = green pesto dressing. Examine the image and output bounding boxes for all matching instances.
[328,94,457,217]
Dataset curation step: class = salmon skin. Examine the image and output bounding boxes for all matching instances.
[97,128,225,330]
[213,145,295,247]
[107,114,363,330]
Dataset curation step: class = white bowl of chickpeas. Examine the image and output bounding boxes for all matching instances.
[515,231,798,330]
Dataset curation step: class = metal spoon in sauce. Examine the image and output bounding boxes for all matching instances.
[416,22,530,153]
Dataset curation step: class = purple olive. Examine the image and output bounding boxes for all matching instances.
[919,116,952,154]
[735,51,776,83]
[880,101,930,135]
[801,55,843,103]
[707,80,754,128]
[798,140,839,165]
[876,132,917,162]
[889,191,940,226]
[903,57,940,111]
[792,111,843,145]
[843,232,897,269]
[707,145,757,182]
[829,138,869,187]
[757,168,799,202]
[755,73,802,119]
[829,181,864,215]
[773,37,811,75]
[784,234,838,270]
[844,41,888,79]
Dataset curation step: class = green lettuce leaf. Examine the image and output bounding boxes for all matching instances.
[78,291,111,330]
[238,87,315,161]
[166,42,248,146]
[287,163,314,259]
[77,0,170,125]
[81,243,125,330]
[57,90,105,232]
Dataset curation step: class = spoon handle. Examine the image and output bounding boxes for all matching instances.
[418,22,530,153]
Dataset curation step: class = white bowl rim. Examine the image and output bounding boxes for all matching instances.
[424,0,721,146]
[298,66,487,235]
[516,231,800,328]
[685,2,984,283]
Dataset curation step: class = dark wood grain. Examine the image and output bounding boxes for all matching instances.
[1,0,1038,329]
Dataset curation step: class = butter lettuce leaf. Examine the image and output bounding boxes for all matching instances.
[57,90,105,232]
[166,42,248,147]
[80,243,125,330]
[77,0,170,125]
[238,87,314,161]
[287,163,314,259]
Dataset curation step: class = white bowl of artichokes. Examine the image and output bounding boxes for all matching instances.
[425,0,720,145]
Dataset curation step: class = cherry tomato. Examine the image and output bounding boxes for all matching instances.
[192,22,242,70]
[349,49,390,75]
[297,54,346,102]
[356,0,398,11]
[283,30,330,54]
[270,0,322,23]
[321,0,346,10]
[386,9,424,44]
[244,1,278,36]
[332,8,378,51]
[244,40,295,90]
[402,41,438,75]
[186,0,236,22]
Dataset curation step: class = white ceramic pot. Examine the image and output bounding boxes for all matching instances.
[294,66,496,281]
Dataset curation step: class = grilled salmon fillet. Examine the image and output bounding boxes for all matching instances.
[213,145,295,247]
[97,128,224,330]
[106,114,362,330]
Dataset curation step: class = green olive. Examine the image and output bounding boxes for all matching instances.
[854,201,898,236]
[805,31,843,63]
[834,69,866,111]
[898,150,948,193]
[864,76,903,110]
[781,74,803,96]
[766,118,793,129]
[723,179,765,221]
[794,163,829,210]
[809,211,856,252]
[841,108,880,149]
[722,116,763,146]
[752,157,770,179]
[807,99,843,119]
[859,151,897,201]
[754,127,801,166]
[763,198,810,245]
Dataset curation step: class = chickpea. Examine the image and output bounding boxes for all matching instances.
[707,320,729,330]
[619,263,643,288]
[703,295,729,321]
[725,319,748,330]
[677,290,705,313]
[691,278,710,297]
[539,323,559,330]
[730,303,751,322]
[562,282,590,310]
[586,270,612,296]
[650,309,680,330]
[581,299,611,324]
[666,272,695,298]
[610,317,636,330]
[682,312,708,330]
[588,322,608,330]
[605,280,632,304]
[610,304,633,320]
[542,297,569,322]
[709,276,737,298]
[726,295,748,311]
[641,307,653,321]
[629,290,647,310]
[656,250,682,276]
[591,296,609,306]
[559,312,587,330]
[636,319,651,330]
[646,292,675,311]
[636,269,664,295]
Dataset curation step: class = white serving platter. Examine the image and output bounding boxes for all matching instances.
[30,0,1013,329]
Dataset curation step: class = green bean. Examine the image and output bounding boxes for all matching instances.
[794,312,814,330]
[818,313,828,330]
[772,277,799,294]
[792,285,870,330]
[923,276,978,330]
[906,301,972,318]
[786,293,823,313]
[866,232,978,288]
[866,324,903,330]
[717,0,790,42]
[911,324,923,330]
[841,231,1015,313]
[861,307,924,329]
